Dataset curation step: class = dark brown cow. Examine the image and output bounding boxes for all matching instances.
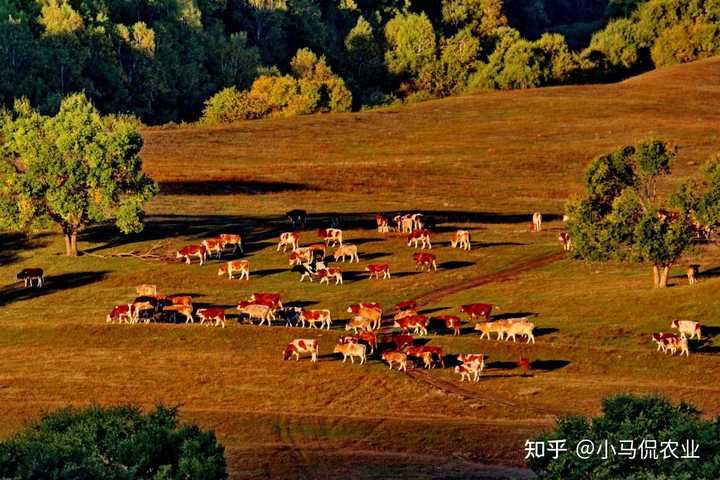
[17,268,44,287]
[434,314,462,336]
[406,345,445,368]
[460,303,497,322]
[413,252,437,271]
[394,314,428,336]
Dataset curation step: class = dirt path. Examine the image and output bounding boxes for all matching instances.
[415,251,565,307]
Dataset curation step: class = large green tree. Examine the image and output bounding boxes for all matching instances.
[0,93,157,256]
[565,140,706,288]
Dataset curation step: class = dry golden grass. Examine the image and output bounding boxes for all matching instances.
[2,58,720,478]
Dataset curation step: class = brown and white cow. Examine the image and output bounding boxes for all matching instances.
[347,303,382,330]
[375,214,390,233]
[317,267,343,285]
[176,245,207,265]
[434,314,462,336]
[250,293,283,309]
[413,252,437,271]
[671,319,701,340]
[411,213,424,230]
[218,260,250,280]
[333,244,359,263]
[16,268,44,288]
[652,332,689,356]
[394,314,428,336]
[237,303,273,325]
[196,307,226,328]
[345,315,373,333]
[340,331,378,355]
[289,247,314,266]
[460,303,497,322]
[382,351,407,371]
[334,342,367,365]
[136,284,157,296]
[532,212,542,232]
[218,233,243,254]
[407,229,432,249]
[106,304,132,323]
[131,301,156,324]
[454,363,483,382]
[558,232,572,251]
[456,353,485,381]
[406,345,444,368]
[283,339,318,363]
[300,309,332,329]
[366,263,391,279]
[163,303,194,324]
[277,232,300,252]
[202,238,224,259]
[318,228,343,247]
[450,230,471,251]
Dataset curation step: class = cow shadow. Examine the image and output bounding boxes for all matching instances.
[392,271,421,278]
[487,361,519,370]
[439,261,475,270]
[360,252,392,261]
[421,307,449,316]
[0,271,109,307]
[531,359,570,372]
[243,241,276,255]
[534,327,559,337]
[476,242,526,248]
[351,238,385,245]
[285,300,319,308]
[253,268,288,277]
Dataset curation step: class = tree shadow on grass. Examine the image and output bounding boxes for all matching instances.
[0,271,109,307]
[158,180,315,196]
[253,268,288,277]
[492,312,537,321]
[0,233,53,266]
[530,359,570,372]
[534,327,559,337]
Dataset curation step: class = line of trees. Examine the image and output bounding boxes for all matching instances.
[1,0,719,125]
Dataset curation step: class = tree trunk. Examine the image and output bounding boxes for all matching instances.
[64,229,79,257]
[653,264,671,288]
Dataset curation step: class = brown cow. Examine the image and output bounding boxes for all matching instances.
[277,232,300,252]
[176,245,207,265]
[450,230,471,251]
[460,303,497,322]
[434,314,462,336]
[406,345,444,368]
[202,238,224,259]
[106,304,132,323]
[17,268,44,288]
[407,229,432,249]
[413,252,437,271]
[366,263,390,279]
[394,314,428,336]
[382,351,407,371]
[218,233,243,254]
[196,307,226,328]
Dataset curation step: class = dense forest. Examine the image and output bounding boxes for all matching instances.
[1,0,719,124]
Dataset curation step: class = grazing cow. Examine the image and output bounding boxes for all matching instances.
[386,334,414,351]
[407,346,444,368]
[334,342,367,364]
[237,303,273,325]
[218,233,243,254]
[218,260,250,280]
[411,213,424,230]
[177,245,207,265]
[450,230,471,251]
[671,319,701,340]
[286,209,307,228]
[454,364,477,382]
[532,212,542,232]
[394,315,428,336]
[434,314,462,336]
[277,232,300,252]
[132,301,156,323]
[318,228,343,246]
[196,307,226,328]
[475,320,512,340]
[202,238,224,259]
[106,304,132,323]
[375,214,390,233]
[16,268,44,288]
[162,304,194,324]
[413,252,437,271]
[558,232,572,252]
[276,307,302,327]
[317,267,343,285]
[338,331,377,355]
[687,264,699,285]
[250,293,282,309]
[456,354,485,381]
[292,263,317,282]
[395,300,417,312]
[457,353,485,368]
[460,303,497,322]
[136,284,157,296]
[382,351,408,371]
[300,309,332,329]
[347,304,382,330]
[652,333,688,356]
[283,338,318,362]
[366,263,391,280]
[289,247,314,266]
[505,319,535,343]
[407,229,432,249]
[345,315,373,333]
[333,244,359,263]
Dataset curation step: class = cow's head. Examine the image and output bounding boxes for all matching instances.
[217,265,227,276]
[283,344,295,360]
[671,319,679,329]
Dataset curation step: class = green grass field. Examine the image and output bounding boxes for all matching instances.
[2,57,720,479]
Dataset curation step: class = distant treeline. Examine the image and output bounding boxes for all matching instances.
[1,0,718,124]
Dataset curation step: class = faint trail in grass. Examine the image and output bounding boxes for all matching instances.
[414,252,565,307]
[404,368,515,407]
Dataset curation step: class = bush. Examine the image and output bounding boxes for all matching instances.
[0,404,227,479]
[529,394,720,479]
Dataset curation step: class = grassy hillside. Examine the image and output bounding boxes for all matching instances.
[2,58,720,479]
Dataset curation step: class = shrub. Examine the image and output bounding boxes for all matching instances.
[0,404,227,479]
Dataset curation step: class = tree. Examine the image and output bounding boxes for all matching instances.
[0,93,157,256]
[566,140,704,288]
[529,394,720,479]
[384,12,437,79]
[0,404,227,479]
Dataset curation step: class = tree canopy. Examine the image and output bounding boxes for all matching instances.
[0,93,157,256]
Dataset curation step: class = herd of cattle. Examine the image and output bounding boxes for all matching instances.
[17,209,704,375]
